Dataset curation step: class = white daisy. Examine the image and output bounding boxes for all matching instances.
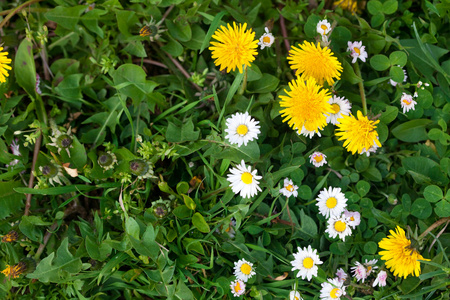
[227,160,262,198]
[373,270,387,287]
[315,187,347,218]
[347,41,368,63]
[327,96,352,125]
[343,210,361,229]
[310,151,327,167]
[225,112,261,147]
[317,19,332,42]
[335,268,348,283]
[364,259,378,276]
[320,278,346,300]
[351,262,367,282]
[400,93,417,113]
[230,279,246,297]
[325,215,352,241]
[298,125,322,138]
[389,66,407,86]
[258,27,274,50]
[290,290,303,300]
[280,178,298,197]
[290,245,323,281]
[234,259,256,282]
[6,139,21,168]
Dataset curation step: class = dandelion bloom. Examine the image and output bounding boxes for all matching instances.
[1,262,27,279]
[378,226,430,278]
[0,47,12,83]
[287,41,342,86]
[335,111,382,154]
[209,22,258,73]
[279,75,333,133]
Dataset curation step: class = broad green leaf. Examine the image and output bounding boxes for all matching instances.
[162,37,183,57]
[435,199,450,217]
[402,156,449,186]
[45,6,86,31]
[0,181,25,219]
[15,185,95,195]
[342,59,362,84]
[367,0,383,15]
[423,185,443,203]
[125,217,140,240]
[356,180,370,197]
[19,216,52,242]
[383,0,398,14]
[182,194,196,210]
[247,73,279,93]
[55,73,83,100]
[166,118,200,143]
[27,238,83,283]
[165,19,192,42]
[112,64,158,104]
[115,10,138,39]
[14,39,36,97]
[364,241,378,254]
[370,54,390,71]
[304,14,321,38]
[410,198,432,219]
[391,119,432,142]
[192,212,210,233]
[389,51,407,67]
[380,105,398,124]
[81,9,107,38]
[390,66,406,83]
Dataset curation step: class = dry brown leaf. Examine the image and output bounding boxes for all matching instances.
[62,163,78,177]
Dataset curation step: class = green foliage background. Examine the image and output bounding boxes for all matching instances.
[0,0,449,299]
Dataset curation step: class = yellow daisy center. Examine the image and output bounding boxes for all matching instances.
[402,98,411,105]
[241,172,253,184]
[353,47,361,55]
[295,297,299,300]
[302,257,314,269]
[330,288,340,298]
[236,124,249,135]
[240,263,252,275]
[263,36,271,44]
[334,220,346,232]
[326,197,337,208]
[314,155,324,163]
[350,216,355,221]
[286,184,294,192]
[367,266,372,272]
[331,103,341,114]
[321,24,329,32]
[234,281,242,293]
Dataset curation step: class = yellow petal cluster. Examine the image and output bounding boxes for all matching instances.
[0,47,12,83]
[209,22,258,73]
[378,226,430,279]
[335,111,381,154]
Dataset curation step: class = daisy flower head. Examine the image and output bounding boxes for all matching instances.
[258,27,274,50]
[326,215,352,241]
[347,41,368,63]
[343,210,360,229]
[336,268,348,283]
[364,259,378,275]
[373,270,388,287]
[209,22,258,73]
[320,278,346,300]
[280,178,298,198]
[327,96,352,125]
[0,47,12,83]
[230,279,246,297]
[298,125,322,138]
[316,186,347,218]
[290,290,303,300]
[400,93,417,114]
[317,19,332,42]
[234,259,256,282]
[389,66,407,86]
[378,226,430,278]
[287,41,343,86]
[279,75,333,133]
[227,160,262,198]
[335,111,382,155]
[290,245,323,281]
[351,262,367,282]
[225,112,261,147]
[310,151,327,167]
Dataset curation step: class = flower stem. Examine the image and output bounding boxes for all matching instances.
[353,62,367,116]
[237,67,248,95]
[419,217,450,240]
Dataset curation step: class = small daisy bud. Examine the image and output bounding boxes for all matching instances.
[97,151,117,171]
[129,159,154,179]
[151,199,171,218]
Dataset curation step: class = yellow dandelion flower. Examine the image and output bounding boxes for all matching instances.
[1,230,19,243]
[209,22,258,73]
[287,41,343,86]
[279,75,333,133]
[378,226,430,279]
[1,262,26,279]
[0,47,12,83]
[334,0,362,14]
[335,111,382,154]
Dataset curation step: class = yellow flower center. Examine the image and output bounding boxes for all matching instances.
[330,288,340,298]
[326,197,337,208]
[334,220,346,232]
[295,297,299,300]
[234,281,242,293]
[286,184,294,192]
[263,36,271,44]
[331,103,341,114]
[302,257,314,269]
[321,24,329,32]
[241,172,253,184]
[314,155,323,163]
[236,124,249,136]
[350,216,355,221]
[402,99,411,105]
[367,266,372,272]
[240,263,252,275]
[354,47,360,55]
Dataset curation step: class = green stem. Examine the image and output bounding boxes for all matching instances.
[237,67,248,95]
[353,62,367,116]
[0,0,44,29]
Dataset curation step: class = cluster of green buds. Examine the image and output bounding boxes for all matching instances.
[129,159,155,179]
[48,126,74,157]
[36,25,48,46]
[190,69,208,87]
[151,199,172,218]
[99,54,118,74]
[97,151,117,171]
[137,137,178,161]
